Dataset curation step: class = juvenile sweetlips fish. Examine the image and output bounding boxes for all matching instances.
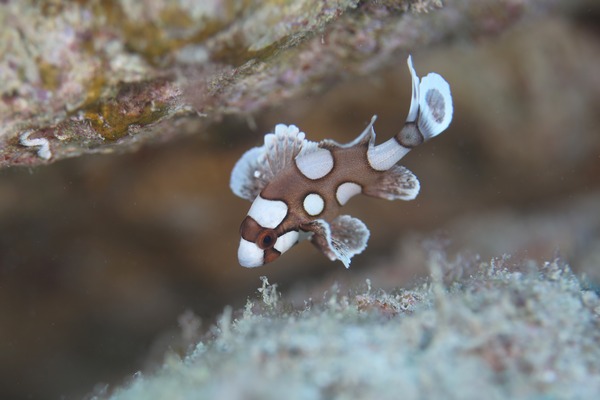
[230,55,453,268]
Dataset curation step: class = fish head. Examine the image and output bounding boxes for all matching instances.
[237,195,300,267]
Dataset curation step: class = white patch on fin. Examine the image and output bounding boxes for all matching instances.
[247,195,288,229]
[274,230,299,254]
[364,165,420,201]
[336,182,361,206]
[367,138,410,171]
[406,56,420,123]
[295,148,334,180]
[238,238,264,268]
[417,73,453,139]
[305,215,370,268]
[230,124,320,201]
[303,193,325,216]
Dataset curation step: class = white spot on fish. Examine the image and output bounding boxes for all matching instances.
[295,148,334,179]
[303,193,325,216]
[273,230,299,253]
[336,182,361,205]
[248,195,287,229]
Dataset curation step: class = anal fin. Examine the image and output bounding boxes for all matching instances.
[364,165,420,201]
[304,215,370,268]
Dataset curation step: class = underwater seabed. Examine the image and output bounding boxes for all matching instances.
[102,257,600,400]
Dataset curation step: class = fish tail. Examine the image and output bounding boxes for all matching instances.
[399,56,453,147]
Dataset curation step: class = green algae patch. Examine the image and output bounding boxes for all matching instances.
[36,58,62,91]
[82,80,173,141]
[86,0,242,66]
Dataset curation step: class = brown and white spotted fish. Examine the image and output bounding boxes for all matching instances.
[230,55,453,268]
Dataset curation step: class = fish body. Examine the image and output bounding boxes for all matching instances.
[230,56,453,268]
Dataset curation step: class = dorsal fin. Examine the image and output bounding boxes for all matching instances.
[230,124,319,201]
[320,115,377,150]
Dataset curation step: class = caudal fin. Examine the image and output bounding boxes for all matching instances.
[366,56,454,170]
[417,72,453,139]
[404,55,453,141]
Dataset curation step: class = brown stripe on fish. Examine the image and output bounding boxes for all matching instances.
[240,215,289,248]
[239,216,262,242]
[264,248,281,263]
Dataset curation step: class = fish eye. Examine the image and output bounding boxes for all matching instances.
[257,229,277,250]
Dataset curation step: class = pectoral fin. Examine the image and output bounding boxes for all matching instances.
[303,215,370,268]
[364,165,420,201]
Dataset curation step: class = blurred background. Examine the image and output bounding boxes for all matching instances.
[1,5,600,400]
